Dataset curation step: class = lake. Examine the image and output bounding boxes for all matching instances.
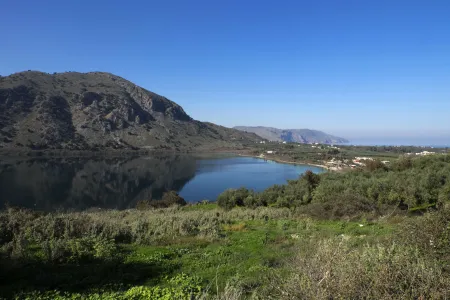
[0,154,324,211]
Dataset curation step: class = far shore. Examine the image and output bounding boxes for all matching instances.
[236,153,329,170]
[0,147,331,170]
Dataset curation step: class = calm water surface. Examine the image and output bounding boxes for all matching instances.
[0,155,323,211]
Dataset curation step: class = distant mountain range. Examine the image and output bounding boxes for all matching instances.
[0,71,260,151]
[234,126,349,144]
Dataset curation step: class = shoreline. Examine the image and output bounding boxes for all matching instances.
[236,153,329,170]
[0,148,329,171]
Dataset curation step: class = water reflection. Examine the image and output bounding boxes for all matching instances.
[0,155,323,211]
[0,155,197,211]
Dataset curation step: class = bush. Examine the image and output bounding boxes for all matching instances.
[392,156,413,171]
[14,273,203,300]
[259,185,285,206]
[397,206,450,262]
[217,188,252,210]
[216,155,450,214]
[298,192,378,220]
[365,159,388,172]
[243,195,264,208]
[277,237,449,299]
[41,236,118,263]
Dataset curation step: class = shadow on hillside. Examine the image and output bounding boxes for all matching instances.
[0,254,170,298]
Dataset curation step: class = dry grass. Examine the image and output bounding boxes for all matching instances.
[275,236,449,299]
[223,223,246,232]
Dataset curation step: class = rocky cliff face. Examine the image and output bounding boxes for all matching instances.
[0,71,259,151]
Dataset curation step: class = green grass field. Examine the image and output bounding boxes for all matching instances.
[3,202,448,299]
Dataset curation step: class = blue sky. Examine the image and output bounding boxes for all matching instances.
[1,0,450,142]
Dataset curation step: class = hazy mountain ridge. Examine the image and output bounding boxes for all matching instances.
[234,126,349,144]
[0,71,260,151]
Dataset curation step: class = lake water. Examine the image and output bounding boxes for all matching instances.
[0,155,324,211]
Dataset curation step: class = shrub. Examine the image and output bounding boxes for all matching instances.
[397,206,450,262]
[277,237,449,299]
[298,192,378,220]
[125,273,202,300]
[14,273,203,300]
[243,195,263,208]
[39,236,118,263]
[259,184,285,206]
[364,159,388,172]
[217,188,252,210]
[392,156,413,171]
[438,182,450,203]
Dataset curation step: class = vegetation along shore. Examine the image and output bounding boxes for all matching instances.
[1,153,449,299]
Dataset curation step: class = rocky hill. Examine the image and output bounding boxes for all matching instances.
[0,71,260,152]
[234,126,349,144]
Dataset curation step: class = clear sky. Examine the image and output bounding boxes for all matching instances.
[1,0,450,143]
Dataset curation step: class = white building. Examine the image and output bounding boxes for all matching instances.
[417,151,435,156]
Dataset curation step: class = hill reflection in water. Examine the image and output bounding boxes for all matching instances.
[0,155,323,211]
[0,155,197,211]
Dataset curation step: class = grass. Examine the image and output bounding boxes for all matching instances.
[1,204,449,299]
[181,202,219,212]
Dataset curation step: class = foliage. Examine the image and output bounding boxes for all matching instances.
[1,155,450,299]
[276,236,449,299]
[14,273,202,300]
[217,155,450,219]
[0,204,449,299]
[217,187,254,210]
[364,159,388,172]
[124,273,202,300]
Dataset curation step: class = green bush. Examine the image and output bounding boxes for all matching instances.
[217,188,252,210]
[277,238,449,299]
[397,206,450,261]
[259,184,285,206]
[40,236,117,263]
[229,155,450,215]
[15,273,203,300]
[364,159,388,172]
[298,191,378,220]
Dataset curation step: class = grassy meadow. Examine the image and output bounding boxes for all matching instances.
[1,154,450,299]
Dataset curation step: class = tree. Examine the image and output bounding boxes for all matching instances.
[365,159,387,172]
[217,188,251,210]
